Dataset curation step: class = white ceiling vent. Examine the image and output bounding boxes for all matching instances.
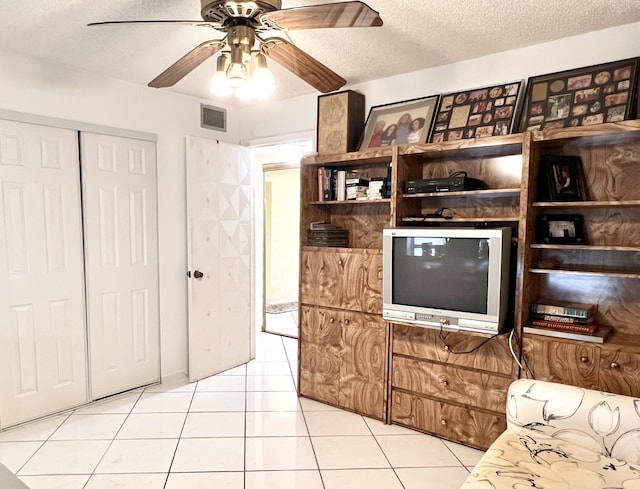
[201,104,227,132]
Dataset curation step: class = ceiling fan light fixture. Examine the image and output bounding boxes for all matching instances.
[251,52,275,99]
[210,53,233,96]
[226,46,249,89]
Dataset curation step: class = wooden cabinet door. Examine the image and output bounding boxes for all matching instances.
[340,310,386,419]
[521,336,599,390]
[300,248,382,313]
[599,350,640,397]
[299,305,387,419]
[299,305,341,406]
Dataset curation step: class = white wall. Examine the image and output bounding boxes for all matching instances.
[241,21,640,143]
[0,49,241,379]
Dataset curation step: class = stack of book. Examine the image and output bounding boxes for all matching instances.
[307,222,349,248]
[524,301,611,343]
[346,170,370,200]
[365,178,386,200]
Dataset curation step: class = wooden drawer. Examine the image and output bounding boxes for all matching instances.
[392,356,509,413]
[599,349,640,397]
[392,324,514,376]
[299,305,387,420]
[521,336,600,390]
[390,390,505,450]
[300,248,382,314]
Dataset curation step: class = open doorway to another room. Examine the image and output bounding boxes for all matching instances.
[263,164,299,337]
[253,140,311,338]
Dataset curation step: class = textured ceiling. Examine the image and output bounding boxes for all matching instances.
[1,0,639,105]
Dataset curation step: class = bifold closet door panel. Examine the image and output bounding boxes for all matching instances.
[0,120,88,428]
[81,133,160,400]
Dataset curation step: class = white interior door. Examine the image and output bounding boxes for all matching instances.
[0,120,88,427]
[81,132,160,400]
[187,137,254,382]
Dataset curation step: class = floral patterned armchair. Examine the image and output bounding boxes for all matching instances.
[462,379,640,488]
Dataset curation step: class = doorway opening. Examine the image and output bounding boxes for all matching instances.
[263,164,299,337]
[253,140,310,338]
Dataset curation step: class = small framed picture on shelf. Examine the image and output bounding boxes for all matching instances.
[537,214,586,244]
[520,57,640,131]
[357,95,440,150]
[539,155,584,201]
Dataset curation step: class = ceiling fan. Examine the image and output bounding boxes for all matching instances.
[89,0,383,95]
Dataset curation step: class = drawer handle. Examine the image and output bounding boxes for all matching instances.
[442,380,449,387]
[329,317,335,323]
[580,356,589,363]
[610,362,620,369]
[338,259,343,266]
[440,419,447,426]
[344,319,350,325]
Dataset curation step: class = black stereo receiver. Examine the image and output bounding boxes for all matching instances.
[404,174,485,194]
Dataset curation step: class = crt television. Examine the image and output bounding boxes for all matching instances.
[382,227,512,334]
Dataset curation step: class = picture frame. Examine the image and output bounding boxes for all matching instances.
[429,80,524,143]
[539,155,584,201]
[520,57,640,131]
[537,214,586,244]
[357,95,440,151]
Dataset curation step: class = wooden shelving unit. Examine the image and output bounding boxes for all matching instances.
[298,119,640,449]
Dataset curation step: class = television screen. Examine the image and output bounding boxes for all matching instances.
[392,236,489,314]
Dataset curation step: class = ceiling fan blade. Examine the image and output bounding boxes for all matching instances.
[265,1,382,30]
[265,39,346,93]
[148,41,223,88]
[88,20,221,28]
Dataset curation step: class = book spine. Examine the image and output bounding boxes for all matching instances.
[337,170,346,201]
[318,167,325,202]
[531,303,591,319]
[531,312,592,324]
[530,319,597,334]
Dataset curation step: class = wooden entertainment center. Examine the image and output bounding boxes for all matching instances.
[298,120,640,450]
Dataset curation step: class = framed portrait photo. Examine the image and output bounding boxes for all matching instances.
[520,58,640,131]
[539,155,584,201]
[429,80,524,143]
[537,214,586,245]
[357,95,439,151]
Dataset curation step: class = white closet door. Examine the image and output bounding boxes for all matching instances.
[0,120,88,428]
[81,133,159,400]
[187,137,254,381]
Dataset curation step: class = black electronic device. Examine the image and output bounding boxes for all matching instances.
[404,171,485,194]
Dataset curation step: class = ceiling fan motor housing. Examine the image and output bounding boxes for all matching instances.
[200,0,282,23]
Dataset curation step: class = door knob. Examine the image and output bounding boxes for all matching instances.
[193,270,204,279]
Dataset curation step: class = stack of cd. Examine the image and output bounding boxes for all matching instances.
[307,222,349,247]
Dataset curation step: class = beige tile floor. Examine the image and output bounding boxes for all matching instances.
[0,332,483,489]
[264,310,299,338]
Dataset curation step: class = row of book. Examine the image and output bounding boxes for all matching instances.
[317,167,391,202]
[524,301,611,343]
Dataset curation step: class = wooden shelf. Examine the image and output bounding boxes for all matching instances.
[399,133,523,159]
[528,266,640,279]
[310,198,391,205]
[533,200,640,208]
[403,188,520,199]
[402,216,519,223]
[531,244,640,252]
[302,147,393,166]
